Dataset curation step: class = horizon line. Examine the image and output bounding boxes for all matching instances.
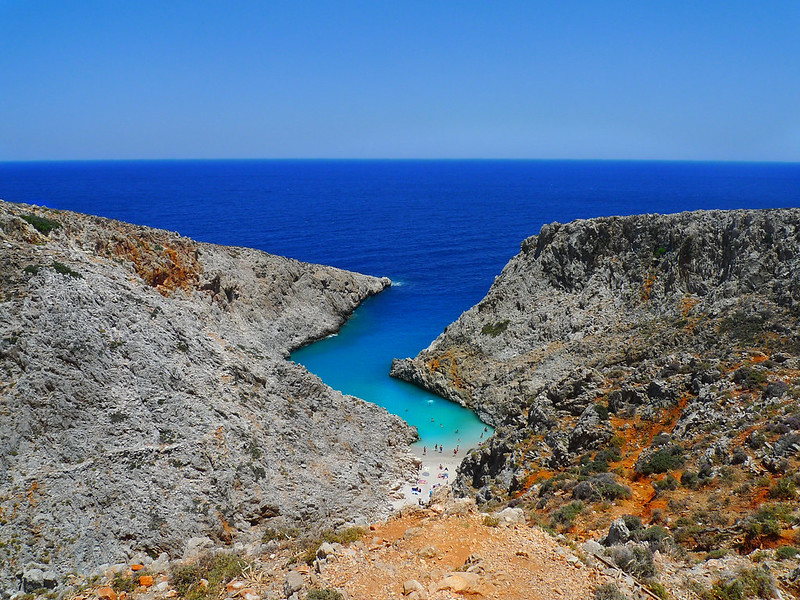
[1,157,799,165]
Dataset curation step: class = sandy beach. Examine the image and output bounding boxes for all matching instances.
[392,439,484,509]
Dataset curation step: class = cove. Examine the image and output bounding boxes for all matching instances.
[291,285,492,453]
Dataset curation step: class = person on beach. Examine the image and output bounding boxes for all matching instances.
[423,446,426,454]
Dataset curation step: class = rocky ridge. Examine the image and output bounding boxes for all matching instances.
[0,200,418,597]
[392,209,800,596]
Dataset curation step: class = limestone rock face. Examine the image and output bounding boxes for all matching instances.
[0,201,417,595]
[390,209,800,501]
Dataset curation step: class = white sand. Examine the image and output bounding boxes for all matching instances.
[391,442,481,510]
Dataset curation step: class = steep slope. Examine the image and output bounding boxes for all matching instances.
[391,210,800,565]
[0,201,417,595]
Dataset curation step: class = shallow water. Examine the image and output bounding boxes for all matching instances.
[291,290,491,452]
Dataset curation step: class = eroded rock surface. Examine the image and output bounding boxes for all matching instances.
[391,209,800,506]
[0,200,417,595]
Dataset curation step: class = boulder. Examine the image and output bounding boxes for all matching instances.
[493,507,525,526]
[603,518,631,546]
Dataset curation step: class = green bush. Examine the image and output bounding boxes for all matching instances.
[743,504,794,542]
[769,477,797,500]
[21,213,60,235]
[632,525,671,552]
[481,320,510,337]
[594,583,626,600]
[324,526,366,545]
[606,544,655,578]
[52,261,82,278]
[551,501,584,530]
[653,475,679,493]
[681,471,699,488]
[637,446,684,475]
[23,265,40,275]
[169,564,201,596]
[775,545,799,560]
[732,366,768,390]
[112,571,139,593]
[169,554,249,600]
[621,514,643,532]
[704,567,774,600]
[647,581,669,600]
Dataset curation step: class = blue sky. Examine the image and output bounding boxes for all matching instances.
[1,1,798,161]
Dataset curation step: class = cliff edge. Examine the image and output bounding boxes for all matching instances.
[392,209,800,594]
[0,200,417,595]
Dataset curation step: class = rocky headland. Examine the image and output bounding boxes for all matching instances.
[392,209,800,596]
[0,200,418,596]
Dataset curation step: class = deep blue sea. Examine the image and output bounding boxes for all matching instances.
[1,160,798,451]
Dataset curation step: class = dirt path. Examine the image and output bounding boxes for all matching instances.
[321,506,609,599]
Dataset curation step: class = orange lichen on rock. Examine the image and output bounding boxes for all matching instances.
[100,228,202,296]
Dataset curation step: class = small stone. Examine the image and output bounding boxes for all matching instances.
[139,575,154,587]
[131,564,144,572]
[284,571,304,596]
[403,579,426,598]
[317,542,336,559]
[418,545,439,559]
[582,540,604,555]
[165,591,178,598]
[155,582,170,592]
[97,586,118,600]
[239,588,259,600]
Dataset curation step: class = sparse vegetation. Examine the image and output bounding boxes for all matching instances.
[550,501,584,530]
[594,583,626,600]
[169,553,249,600]
[52,261,82,278]
[307,590,344,600]
[636,445,685,476]
[481,320,510,336]
[698,567,774,600]
[775,545,799,560]
[21,213,61,235]
[483,515,500,527]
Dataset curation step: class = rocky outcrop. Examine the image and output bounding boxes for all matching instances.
[0,201,417,596]
[391,209,800,509]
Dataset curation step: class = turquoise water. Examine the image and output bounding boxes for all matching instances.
[291,289,490,452]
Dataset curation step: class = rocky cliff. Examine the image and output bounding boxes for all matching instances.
[392,210,800,561]
[0,200,417,595]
